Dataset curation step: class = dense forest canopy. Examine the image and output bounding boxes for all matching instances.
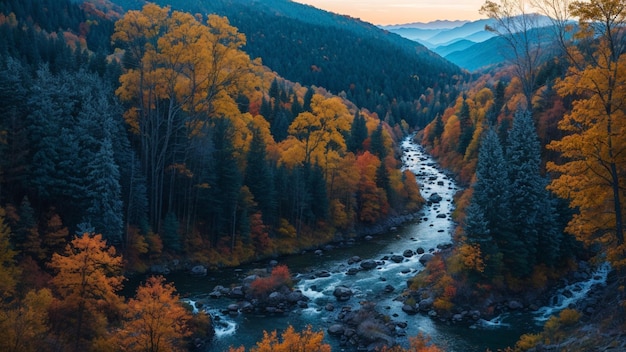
[0,0,624,351]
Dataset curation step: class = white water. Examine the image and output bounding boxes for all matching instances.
[534,262,611,323]
[185,135,612,351]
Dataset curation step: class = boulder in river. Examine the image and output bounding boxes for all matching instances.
[390,255,404,263]
[333,285,354,301]
[428,193,443,203]
[360,259,378,270]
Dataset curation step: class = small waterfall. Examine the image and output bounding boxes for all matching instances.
[183,299,238,338]
[534,262,611,323]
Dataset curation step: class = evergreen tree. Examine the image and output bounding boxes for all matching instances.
[303,87,314,112]
[84,137,123,245]
[457,99,474,156]
[370,123,386,159]
[244,128,277,225]
[506,109,560,271]
[347,110,367,153]
[464,201,501,278]
[161,211,181,252]
[209,118,242,246]
[471,128,524,277]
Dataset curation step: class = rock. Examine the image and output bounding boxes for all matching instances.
[333,286,354,301]
[452,314,463,322]
[360,259,378,270]
[416,247,425,254]
[348,256,362,264]
[346,267,360,275]
[403,249,415,257]
[401,268,411,274]
[286,291,305,303]
[418,297,434,311]
[364,235,374,241]
[419,253,434,265]
[230,286,245,299]
[508,300,523,310]
[268,291,285,303]
[390,255,404,263]
[326,303,335,311]
[269,260,278,267]
[315,270,331,278]
[428,193,442,203]
[436,213,446,219]
[239,301,254,313]
[328,324,345,336]
[384,284,395,293]
[191,265,207,276]
[314,249,323,256]
[402,304,417,314]
[227,304,239,313]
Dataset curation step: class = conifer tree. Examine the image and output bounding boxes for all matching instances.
[506,109,560,271]
[244,128,276,225]
[470,128,524,276]
[84,137,123,246]
[347,110,367,153]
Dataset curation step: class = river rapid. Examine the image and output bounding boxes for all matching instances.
[169,135,609,351]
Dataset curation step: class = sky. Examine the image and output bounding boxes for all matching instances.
[293,0,487,25]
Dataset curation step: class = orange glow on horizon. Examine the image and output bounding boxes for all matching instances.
[293,0,486,25]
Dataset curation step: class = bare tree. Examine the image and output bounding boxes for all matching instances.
[480,0,547,108]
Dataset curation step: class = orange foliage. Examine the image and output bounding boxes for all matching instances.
[113,276,192,352]
[249,325,330,352]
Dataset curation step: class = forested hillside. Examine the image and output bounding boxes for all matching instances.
[0,0,439,349]
[411,0,626,349]
[112,0,466,129]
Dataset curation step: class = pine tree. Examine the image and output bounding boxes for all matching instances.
[370,123,386,159]
[471,128,524,277]
[507,109,560,270]
[244,128,276,225]
[347,110,367,153]
[84,137,123,246]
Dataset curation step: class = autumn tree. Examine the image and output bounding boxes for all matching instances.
[480,0,547,107]
[108,276,192,352]
[0,288,53,352]
[249,325,330,352]
[0,207,19,298]
[113,4,261,230]
[49,233,125,351]
[547,0,626,269]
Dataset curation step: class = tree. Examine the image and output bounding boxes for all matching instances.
[480,0,547,107]
[0,207,19,298]
[469,129,523,276]
[248,325,330,352]
[547,0,626,269]
[111,276,191,352]
[49,233,124,351]
[244,127,276,225]
[506,109,559,272]
[161,211,181,252]
[0,288,53,352]
[113,4,261,231]
[84,137,124,245]
[347,110,367,153]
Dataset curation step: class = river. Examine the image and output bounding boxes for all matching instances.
[168,135,609,351]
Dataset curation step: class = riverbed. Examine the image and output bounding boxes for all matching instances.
[169,135,607,351]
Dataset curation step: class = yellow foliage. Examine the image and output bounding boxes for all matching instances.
[515,333,541,351]
[250,325,330,352]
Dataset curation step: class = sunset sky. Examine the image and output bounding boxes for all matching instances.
[293,0,487,25]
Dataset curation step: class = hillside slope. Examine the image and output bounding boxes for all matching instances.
[111,0,466,127]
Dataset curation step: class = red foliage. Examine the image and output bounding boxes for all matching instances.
[249,265,292,298]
